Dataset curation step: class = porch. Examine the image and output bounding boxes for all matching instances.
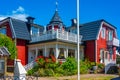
[28,42,84,63]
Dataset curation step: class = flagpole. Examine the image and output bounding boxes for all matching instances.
[77,0,80,80]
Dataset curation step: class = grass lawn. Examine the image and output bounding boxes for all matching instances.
[80,74,118,80]
[39,74,118,80]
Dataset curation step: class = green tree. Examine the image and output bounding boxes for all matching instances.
[0,33,17,59]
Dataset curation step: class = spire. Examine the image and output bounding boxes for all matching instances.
[56,0,58,11]
[50,11,62,24]
[49,0,62,24]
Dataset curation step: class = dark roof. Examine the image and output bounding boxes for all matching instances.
[80,19,117,41]
[50,11,63,24]
[0,46,10,56]
[9,17,31,40]
[80,20,102,41]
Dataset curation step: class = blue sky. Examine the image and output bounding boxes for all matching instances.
[0,0,77,26]
[80,0,120,39]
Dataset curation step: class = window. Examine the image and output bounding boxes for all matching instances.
[108,30,113,41]
[0,27,6,35]
[58,48,65,59]
[68,49,75,57]
[38,49,43,56]
[31,26,39,35]
[49,48,54,57]
[101,27,106,38]
[0,60,4,73]
[100,49,104,63]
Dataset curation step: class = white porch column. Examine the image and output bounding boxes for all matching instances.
[67,32,68,40]
[66,47,68,58]
[35,48,38,58]
[75,48,77,59]
[44,45,47,57]
[55,44,58,59]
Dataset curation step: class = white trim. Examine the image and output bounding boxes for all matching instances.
[9,18,16,38]
[97,22,103,40]
[55,44,58,59]
[101,27,106,39]
[103,22,116,30]
[97,21,117,40]
[35,48,38,58]
[0,18,9,25]
[44,45,47,57]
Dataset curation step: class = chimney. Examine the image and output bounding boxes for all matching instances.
[71,18,77,26]
[26,16,35,23]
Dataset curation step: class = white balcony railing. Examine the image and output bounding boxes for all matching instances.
[107,38,119,47]
[30,29,82,43]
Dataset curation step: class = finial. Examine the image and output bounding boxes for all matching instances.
[56,0,58,11]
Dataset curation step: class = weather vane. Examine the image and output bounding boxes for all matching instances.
[56,0,58,11]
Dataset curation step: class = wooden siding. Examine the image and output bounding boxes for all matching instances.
[85,40,95,62]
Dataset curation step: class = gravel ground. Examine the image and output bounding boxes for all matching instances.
[6,73,119,80]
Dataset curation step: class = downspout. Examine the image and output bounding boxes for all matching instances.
[9,18,17,59]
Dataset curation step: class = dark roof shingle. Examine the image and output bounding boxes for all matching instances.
[10,18,31,40]
[80,20,102,41]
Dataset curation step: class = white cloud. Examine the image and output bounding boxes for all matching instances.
[12,6,25,14]
[0,16,7,20]
[0,6,28,21]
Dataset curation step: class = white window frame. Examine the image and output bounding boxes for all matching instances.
[108,30,113,41]
[101,27,106,39]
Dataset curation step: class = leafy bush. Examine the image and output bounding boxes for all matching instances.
[97,63,105,69]
[44,69,54,76]
[80,60,89,74]
[27,64,39,75]
[61,57,77,72]
[28,57,78,76]
[0,33,17,59]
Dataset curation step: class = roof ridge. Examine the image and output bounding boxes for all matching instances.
[9,17,27,23]
[81,19,103,25]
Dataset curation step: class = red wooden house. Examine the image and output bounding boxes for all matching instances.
[80,19,119,65]
[0,17,43,66]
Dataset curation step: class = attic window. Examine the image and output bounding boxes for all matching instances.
[0,27,6,35]
[101,27,106,39]
[31,26,39,35]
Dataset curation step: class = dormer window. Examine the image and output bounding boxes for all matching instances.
[0,27,6,35]
[101,27,106,39]
[31,26,39,35]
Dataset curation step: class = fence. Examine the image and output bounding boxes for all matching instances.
[0,76,38,80]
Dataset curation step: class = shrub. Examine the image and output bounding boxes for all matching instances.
[61,57,77,75]
[97,63,105,69]
[37,68,46,77]
[54,67,64,75]
[27,64,39,75]
[27,69,34,75]
[27,57,78,76]
[44,69,54,76]
[80,60,89,74]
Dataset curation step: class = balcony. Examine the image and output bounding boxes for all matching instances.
[30,29,82,43]
[107,38,119,47]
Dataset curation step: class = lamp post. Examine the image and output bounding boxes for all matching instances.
[77,0,80,80]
